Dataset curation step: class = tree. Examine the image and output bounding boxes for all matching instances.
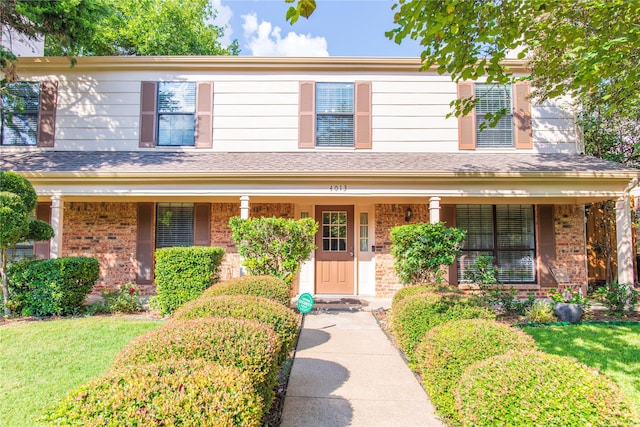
[0,171,54,316]
[284,0,640,119]
[44,0,239,56]
[229,216,318,285]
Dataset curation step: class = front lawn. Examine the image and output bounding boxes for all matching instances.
[524,323,640,412]
[0,316,163,427]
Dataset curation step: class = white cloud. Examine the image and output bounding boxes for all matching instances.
[242,13,328,56]
[209,0,234,47]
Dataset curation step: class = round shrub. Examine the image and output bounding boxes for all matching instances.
[112,317,280,409]
[456,351,639,427]
[173,295,300,362]
[391,284,460,307]
[415,319,537,423]
[202,275,291,307]
[43,359,263,427]
[391,292,495,366]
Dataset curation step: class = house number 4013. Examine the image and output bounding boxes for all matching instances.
[329,185,347,192]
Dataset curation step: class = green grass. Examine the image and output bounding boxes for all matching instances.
[0,316,163,427]
[524,323,640,412]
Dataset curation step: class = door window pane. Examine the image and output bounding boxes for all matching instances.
[322,210,348,252]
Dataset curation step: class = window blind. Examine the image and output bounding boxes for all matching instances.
[316,82,354,147]
[1,82,40,146]
[156,203,194,248]
[475,84,514,148]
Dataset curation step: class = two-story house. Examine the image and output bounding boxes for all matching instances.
[0,56,636,298]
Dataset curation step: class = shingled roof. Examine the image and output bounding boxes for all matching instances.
[0,151,636,178]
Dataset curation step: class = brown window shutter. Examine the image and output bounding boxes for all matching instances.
[536,205,556,287]
[37,81,57,147]
[514,81,533,149]
[354,81,372,149]
[457,82,476,150]
[195,82,214,149]
[194,203,211,246]
[136,202,154,284]
[440,204,458,285]
[139,82,157,148]
[34,202,51,259]
[298,81,315,149]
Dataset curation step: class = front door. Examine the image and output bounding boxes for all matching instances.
[315,205,354,294]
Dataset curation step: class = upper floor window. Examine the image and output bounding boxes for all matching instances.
[475,84,513,148]
[316,82,354,147]
[1,82,40,146]
[157,82,196,146]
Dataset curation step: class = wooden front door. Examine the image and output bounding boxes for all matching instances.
[315,205,355,294]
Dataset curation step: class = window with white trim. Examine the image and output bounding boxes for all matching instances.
[316,82,354,147]
[156,203,194,248]
[1,82,40,146]
[475,83,513,148]
[457,204,535,283]
[359,212,369,252]
[157,82,196,146]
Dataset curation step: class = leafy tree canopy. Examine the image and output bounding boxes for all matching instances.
[45,0,239,56]
[285,0,640,119]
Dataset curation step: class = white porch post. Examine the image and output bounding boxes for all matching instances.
[429,197,441,224]
[240,195,250,220]
[49,194,64,259]
[615,194,634,284]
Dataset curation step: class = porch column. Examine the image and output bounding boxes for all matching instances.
[429,197,441,224]
[616,194,634,284]
[49,194,64,259]
[240,195,250,219]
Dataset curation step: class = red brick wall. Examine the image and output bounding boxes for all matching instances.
[62,202,137,293]
[551,204,588,294]
[374,203,429,297]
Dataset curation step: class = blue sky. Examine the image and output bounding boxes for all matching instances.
[212,0,423,57]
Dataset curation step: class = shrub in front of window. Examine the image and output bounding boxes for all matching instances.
[390,290,494,367]
[391,284,459,307]
[7,257,98,316]
[390,222,466,285]
[173,294,299,363]
[229,216,318,285]
[43,359,263,427]
[202,275,291,307]
[152,246,225,314]
[0,170,54,316]
[415,319,537,423]
[112,317,280,410]
[456,351,639,426]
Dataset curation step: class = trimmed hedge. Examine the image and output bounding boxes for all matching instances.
[391,291,495,366]
[202,275,291,307]
[391,284,460,307]
[43,359,263,427]
[415,319,537,423]
[112,317,280,409]
[7,257,99,316]
[456,351,640,427]
[173,295,299,363]
[153,246,225,314]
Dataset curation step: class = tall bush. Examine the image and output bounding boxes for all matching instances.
[0,171,54,315]
[229,216,318,285]
[153,246,225,314]
[7,257,98,316]
[390,222,465,284]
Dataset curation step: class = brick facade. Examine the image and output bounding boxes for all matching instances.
[62,202,138,293]
[373,203,587,298]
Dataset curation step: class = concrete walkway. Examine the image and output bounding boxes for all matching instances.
[280,308,445,427]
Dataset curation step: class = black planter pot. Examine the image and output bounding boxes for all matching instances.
[554,303,584,322]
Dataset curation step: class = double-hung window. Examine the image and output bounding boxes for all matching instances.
[156,203,194,248]
[475,83,513,148]
[157,82,196,146]
[316,82,354,147]
[1,82,40,146]
[457,204,535,283]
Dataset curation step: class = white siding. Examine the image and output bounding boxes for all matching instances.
[0,65,579,154]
